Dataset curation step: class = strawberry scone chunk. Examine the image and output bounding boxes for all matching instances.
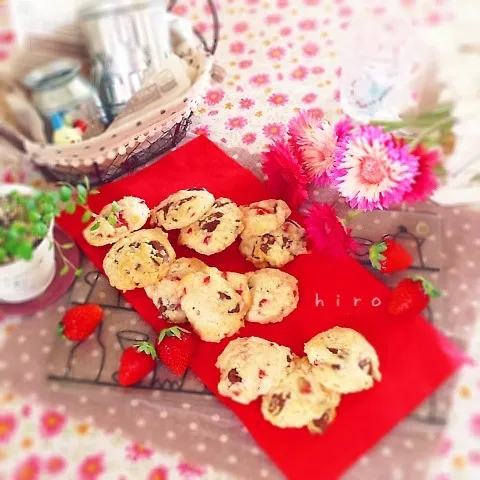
[246,269,299,324]
[240,199,291,238]
[216,337,294,404]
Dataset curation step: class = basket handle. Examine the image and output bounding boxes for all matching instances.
[167,0,219,55]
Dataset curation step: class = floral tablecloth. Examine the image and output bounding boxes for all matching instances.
[2,0,480,479]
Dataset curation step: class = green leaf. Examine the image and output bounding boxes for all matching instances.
[60,265,69,276]
[65,202,76,214]
[25,198,36,211]
[17,241,33,261]
[41,203,55,215]
[57,323,65,338]
[61,243,75,250]
[59,185,72,202]
[107,214,117,226]
[28,211,42,223]
[81,210,92,223]
[43,213,54,224]
[134,341,157,359]
[11,222,27,235]
[5,230,18,242]
[84,176,90,192]
[0,247,6,263]
[76,185,87,205]
[90,221,100,231]
[4,238,18,255]
[111,201,121,213]
[74,268,83,277]
[30,222,48,238]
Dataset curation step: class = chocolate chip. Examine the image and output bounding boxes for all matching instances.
[286,355,292,363]
[282,236,293,249]
[327,348,339,354]
[200,219,221,232]
[311,410,331,433]
[150,241,169,262]
[218,291,232,300]
[268,393,290,415]
[331,364,341,371]
[228,368,242,383]
[177,196,195,207]
[159,202,174,216]
[135,264,141,270]
[358,358,374,376]
[214,199,230,207]
[158,301,168,316]
[186,187,205,192]
[327,347,348,359]
[260,234,276,254]
[228,303,240,314]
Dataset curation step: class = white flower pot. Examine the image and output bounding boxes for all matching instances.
[0,184,56,304]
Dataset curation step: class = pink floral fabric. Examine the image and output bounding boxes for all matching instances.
[1,0,473,479]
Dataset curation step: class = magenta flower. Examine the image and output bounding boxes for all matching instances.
[249,73,270,86]
[238,60,253,69]
[277,0,289,6]
[126,442,153,462]
[402,143,441,203]
[226,117,247,130]
[305,203,358,257]
[40,410,66,438]
[234,22,248,33]
[298,19,317,30]
[267,46,286,60]
[265,14,283,24]
[14,455,41,480]
[312,66,325,75]
[471,414,480,437]
[268,93,289,106]
[171,4,187,15]
[46,456,67,475]
[302,42,320,57]
[239,98,255,109]
[242,133,257,145]
[302,93,317,104]
[331,125,419,211]
[193,125,210,137]
[229,41,246,55]
[437,437,453,456]
[280,26,292,36]
[308,108,324,119]
[177,462,206,478]
[148,465,168,480]
[78,454,105,480]
[194,21,208,34]
[263,123,287,139]
[288,110,338,185]
[204,88,224,106]
[468,451,480,465]
[262,141,309,208]
[0,414,17,443]
[290,66,309,81]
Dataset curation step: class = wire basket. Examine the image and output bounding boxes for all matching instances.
[26,0,219,186]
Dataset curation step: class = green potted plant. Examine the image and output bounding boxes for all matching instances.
[0,178,96,303]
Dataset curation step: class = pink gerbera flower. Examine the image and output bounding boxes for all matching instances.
[304,203,358,257]
[402,143,441,203]
[262,141,309,208]
[331,125,419,211]
[288,111,351,185]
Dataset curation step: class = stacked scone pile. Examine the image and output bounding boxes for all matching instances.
[83,189,306,343]
[82,188,381,434]
[216,327,381,434]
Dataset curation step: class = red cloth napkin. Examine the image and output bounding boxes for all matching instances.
[58,136,463,479]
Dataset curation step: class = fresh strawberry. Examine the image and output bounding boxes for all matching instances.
[369,237,413,273]
[156,326,193,376]
[118,342,157,387]
[57,304,104,341]
[388,276,441,317]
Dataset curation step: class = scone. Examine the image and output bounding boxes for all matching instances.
[103,229,175,291]
[216,337,293,404]
[83,196,149,246]
[180,267,246,342]
[150,188,215,230]
[240,199,291,238]
[240,220,308,268]
[246,269,299,324]
[145,258,208,323]
[223,271,252,317]
[178,198,244,255]
[304,327,382,394]
[261,357,341,432]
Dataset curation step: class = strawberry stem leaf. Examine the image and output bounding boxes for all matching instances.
[369,241,387,271]
[157,326,190,344]
[411,275,441,298]
[133,341,157,359]
[56,323,65,338]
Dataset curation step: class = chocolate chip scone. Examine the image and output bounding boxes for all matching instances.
[83,196,150,246]
[304,327,382,394]
[223,271,252,318]
[103,229,175,291]
[240,199,291,238]
[151,188,215,230]
[145,257,208,324]
[178,198,244,255]
[246,269,299,324]
[261,357,341,432]
[216,337,294,404]
[180,267,246,342]
[240,220,308,268]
